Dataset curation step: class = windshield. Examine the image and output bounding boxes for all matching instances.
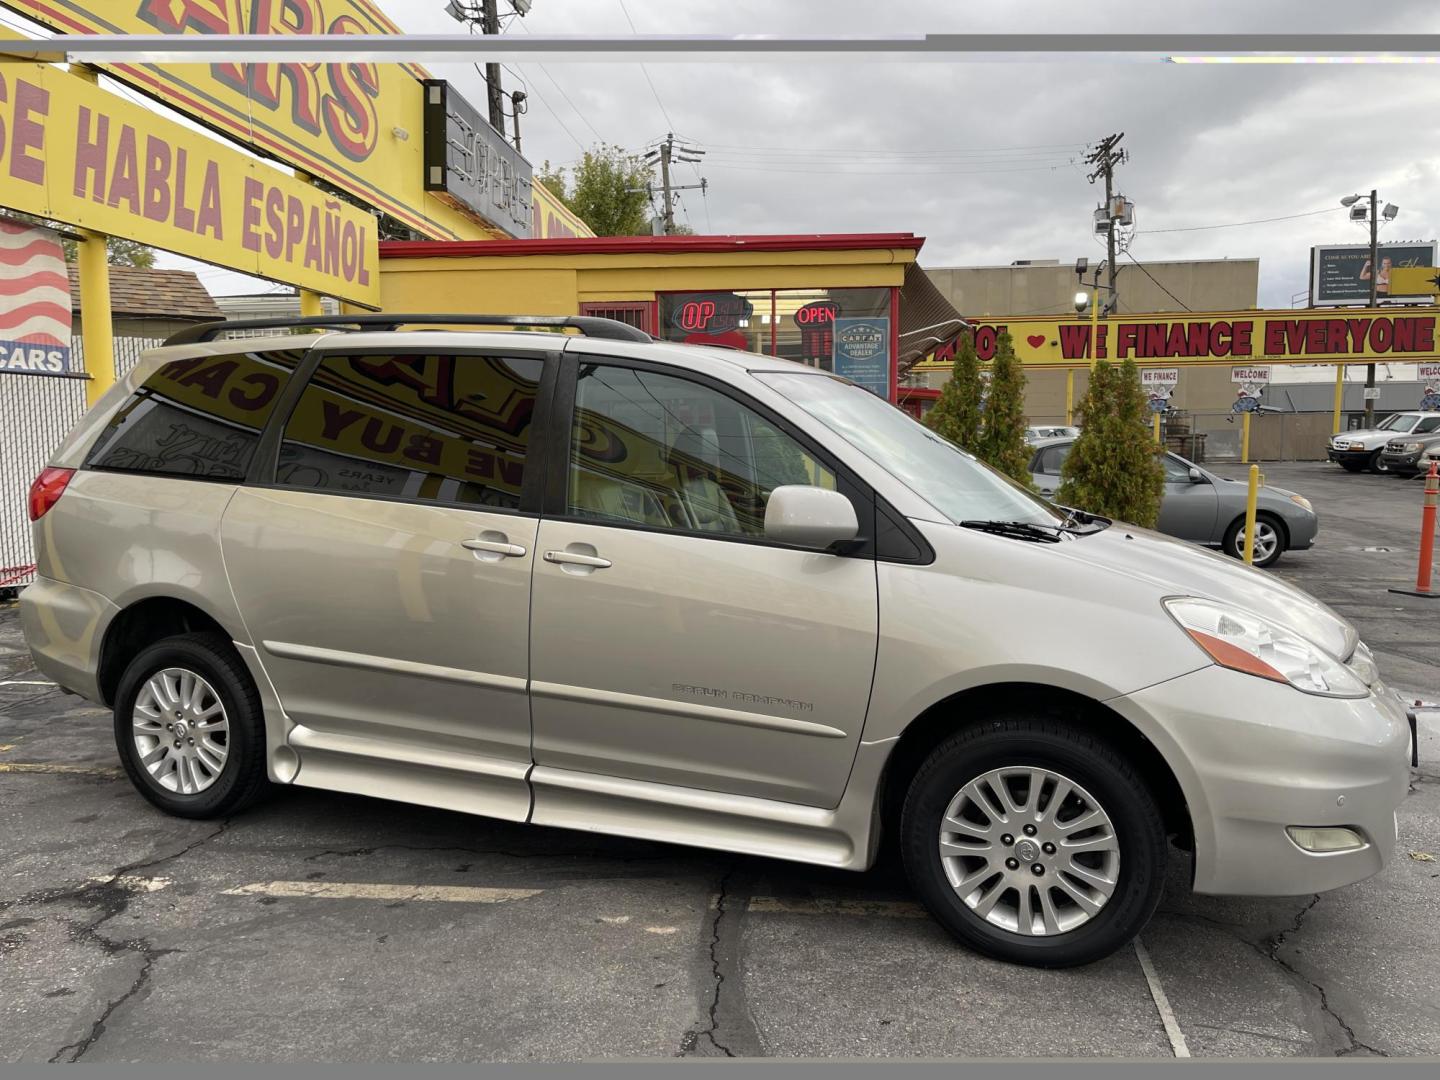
[759,372,1065,526]
[1377,413,1420,432]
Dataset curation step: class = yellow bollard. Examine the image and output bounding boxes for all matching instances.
[1332,364,1345,435]
[1243,464,1260,565]
[77,229,114,409]
[1240,410,1252,464]
[1065,369,1075,426]
[1152,412,1161,444]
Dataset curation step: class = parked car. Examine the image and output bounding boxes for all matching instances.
[21,314,1408,969]
[1026,424,1081,443]
[1028,437,1317,569]
[1327,411,1440,472]
[1379,431,1440,476]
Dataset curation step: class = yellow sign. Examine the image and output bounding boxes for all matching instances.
[1387,267,1440,297]
[0,63,381,305]
[0,0,499,242]
[531,180,593,239]
[913,308,1440,370]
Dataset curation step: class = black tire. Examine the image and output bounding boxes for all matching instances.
[1368,449,1389,474]
[901,716,1167,968]
[1222,511,1286,569]
[113,632,270,819]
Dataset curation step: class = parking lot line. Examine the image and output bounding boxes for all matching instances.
[1134,937,1191,1058]
[0,761,123,777]
[745,896,930,919]
[221,881,544,904]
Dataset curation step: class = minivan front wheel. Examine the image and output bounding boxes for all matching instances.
[900,717,1167,968]
[114,632,270,819]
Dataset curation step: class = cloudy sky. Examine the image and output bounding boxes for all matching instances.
[14,0,1436,311]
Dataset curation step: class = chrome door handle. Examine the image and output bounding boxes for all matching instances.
[544,550,612,569]
[461,539,528,557]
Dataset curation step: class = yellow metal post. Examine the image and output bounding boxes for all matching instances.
[1243,464,1261,565]
[1332,364,1345,434]
[1241,410,1252,464]
[77,229,114,409]
[1152,412,1161,444]
[1065,369,1075,425]
[299,289,324,318]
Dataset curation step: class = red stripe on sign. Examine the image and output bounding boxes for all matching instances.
[0,239,63,265]
[1,333,67,348]
[0,272,70,294]
[0,301,72,330]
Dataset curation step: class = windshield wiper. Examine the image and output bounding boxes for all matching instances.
[959,520,1065,543]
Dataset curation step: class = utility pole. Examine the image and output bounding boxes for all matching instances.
[1365,187,1379,426]
[1086,133,1128,312]
[481,0,505,135]
[643,134,707,234]
[509,89,526,153]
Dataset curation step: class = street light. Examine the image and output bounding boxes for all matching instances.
[1074,291,1091,313]
[1339,189,1399,424]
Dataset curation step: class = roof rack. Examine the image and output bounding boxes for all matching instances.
[164,313,652,347]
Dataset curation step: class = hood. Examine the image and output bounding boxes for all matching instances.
[1333,426,1403,443]
[1044,524,1355,659]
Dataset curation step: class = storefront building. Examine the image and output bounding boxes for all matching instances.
[370,234,965,403]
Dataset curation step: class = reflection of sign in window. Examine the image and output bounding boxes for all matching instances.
[667,293,753,335]
[795,301,838,359]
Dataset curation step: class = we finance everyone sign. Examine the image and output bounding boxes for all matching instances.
[917,310,1440,369]
[0,0,501,240]
[0,63,379,305]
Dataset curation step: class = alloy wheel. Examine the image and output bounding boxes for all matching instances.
[131,667,230,795]
[1232,520,1278,563]
[938,766,1120,936]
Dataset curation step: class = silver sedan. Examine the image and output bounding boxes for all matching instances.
[1028,438,1319,568]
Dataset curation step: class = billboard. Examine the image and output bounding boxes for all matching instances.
[0,0,508,240]
[0,63,380,305]
[914,309,1440,369]
[1310,242,1439,307]
[0,217,72,375]
[423,81,532,240]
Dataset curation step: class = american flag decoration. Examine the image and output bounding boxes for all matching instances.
[0,216,74,376]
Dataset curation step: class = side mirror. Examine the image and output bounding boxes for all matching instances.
[764,486,859,549]
[1188,467,1206,484]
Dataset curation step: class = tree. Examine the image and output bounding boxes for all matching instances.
[924,329,983,450]
[535,145,652,236]
[975,332,1031,485]
[1055,358,1166,527]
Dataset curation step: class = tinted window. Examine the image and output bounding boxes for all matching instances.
[1037,445,1070,475]
[1162,455,1194,482]
[1416,415,1440,434]
[85,350,301,480]
[276,353,544,510]
[568,365,836,538]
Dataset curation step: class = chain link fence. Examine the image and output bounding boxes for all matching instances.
[1,336,163,592]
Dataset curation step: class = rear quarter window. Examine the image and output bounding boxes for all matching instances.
[84,350,302,481]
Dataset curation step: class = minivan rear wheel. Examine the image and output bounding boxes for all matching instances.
[900,716,1167,968]
[114,632,270,819]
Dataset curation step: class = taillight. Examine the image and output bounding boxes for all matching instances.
[27,467,74,521]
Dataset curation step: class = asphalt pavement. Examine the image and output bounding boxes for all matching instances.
[1,459,1437,1062]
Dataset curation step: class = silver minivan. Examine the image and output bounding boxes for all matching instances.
[21,315,1411,968]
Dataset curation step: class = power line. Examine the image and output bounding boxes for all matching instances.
[701,160,1079,177]
[510,16,603,146]
[616,0,676,131]
[1124,250,1192,312]
[1137,206,1344,234]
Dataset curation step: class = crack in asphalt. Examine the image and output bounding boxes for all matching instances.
[11,819,235,1063]
[680,864,739,1058]
[1159,896,1388,1057]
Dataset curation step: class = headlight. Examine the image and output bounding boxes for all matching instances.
[1403,442,1423,453]
[1164,598,1368,698]
[1289,494,1313,512]
[1346,640,1379,686]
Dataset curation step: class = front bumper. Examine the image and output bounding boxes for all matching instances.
[1327,445,1376,464]
[1379,450,1426,472]
[1109,665,1410,896]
